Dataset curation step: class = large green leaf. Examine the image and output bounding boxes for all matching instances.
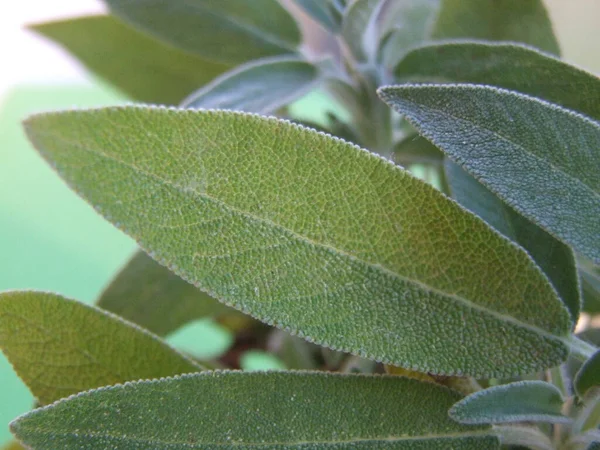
[379,84,600,263]
[24,107,572,377]
[97,250,239,337]
[445,161,580,324]
[393,42,600,122]
[183,56,320,113]
[10,371,499,449]
[431,0,560,55]
[0,291,201,405]
[30,15,229,105]
[104,0,301,65]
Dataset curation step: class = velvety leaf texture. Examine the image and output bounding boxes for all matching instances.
[183,57,320,113]
[379,84,600,263]
[11,371,499,449]
[23,107,572,377]
[97,250,238,337]
[104,0,301,64]
[0,291,201,405]
[575,349,600,398]
[449,381,569,425]
[30,15,229,105]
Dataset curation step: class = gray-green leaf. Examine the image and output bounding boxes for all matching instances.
[292,0,342,32]
[0,291,201,405]
[575,350,600,398]
[30,15,229,105]
[379,84,600,263]
[182,56,320,113]
[342,0,381,61]
[24,107,572,377]
[104,0,301,64]
[11,371,499,449]
[449,381,569,425]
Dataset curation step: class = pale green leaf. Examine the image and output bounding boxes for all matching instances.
[24,107,572,377]
[292,0,342,32]
[431,0,560,55]
[183,56,320,113]
[0,291,201,405]
[342,0,381,61]
[104,0,301,65]
[575,350,600,398]
[30,15,229,105]
[393,41,600,122]
[97,250,240,337]
[445,161,580,324]
[379,84,600,263]
[449,381,569,425]
[11,371,499,449]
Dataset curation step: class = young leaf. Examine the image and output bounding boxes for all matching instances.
[431,0,560,55]
[342,0,381,61]
[183,56,320,113]
[24,107,572,378]
[97,250,240,337]
[30,15,229,105]
[10,371,500,449]
[449,381,570,425]
[292,0,342,32]
[445,161,580,324]
[104,0,301,65]
[575,350,600,398]
[0,291,201,405]
[393,42,600,122]
[379,84,600,264]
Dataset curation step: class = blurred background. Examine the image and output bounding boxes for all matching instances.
[1,0,599,445]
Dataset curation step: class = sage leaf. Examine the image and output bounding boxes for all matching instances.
[104,0,301,65]
[575,350,600,398]
[11,371,499,449]
[97,250,240,337]
[183,57,320,113]
[0,291,201,405]
[24,107,572,377]
[292,0,342,32]
[379,84,600,263]
[582,265,600,314]
[30,15,229,105]
[449,381,570,425]
[445,161,580,324]
[393,42,600,122]
[342,0,381,61]
[431,0,560,55]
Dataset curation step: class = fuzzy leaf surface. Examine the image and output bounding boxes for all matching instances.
[30,15,229,105]
[24,107,572,377]
[11,371,499,449]
[104,0,301,64]
[575,350,600,398]
[0,291,201,405]
[379,84,600,263]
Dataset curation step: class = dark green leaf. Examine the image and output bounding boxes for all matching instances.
[582,265,600,314]
[292,0,341,32]
[342,0,381,61]
[30,15,229,105]
[183,56,320,113]
[431,0,560,55]
[0,291,201,405]
[449,381,569,425]
[24,107,572,377]
[104,0,301,65]
[379,84,600,263]
[393,134,444,167]
[11,371,499,449]
[576,350,600,398]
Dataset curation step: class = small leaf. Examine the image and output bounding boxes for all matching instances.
[0,291,201,405]
[183,56,320,113]
[342,0,381,61]
[575,350,600,398]
[379,84,600,263]
[449,381,569,425]
[30,15,229,105]
[292,0,342,32]
[97,250,241,337]
[11,371,500,449]
[431,0,560,55]
[104,0,301,64]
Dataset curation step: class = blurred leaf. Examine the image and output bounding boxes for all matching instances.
[292,0,342,32]
[11,371,499,449]
[582,265,600,314]
[30,15,229,105]
[2,441,24,450]
[183,56,320,113]
[342,0,381,61]
[379,84,600,263]
[104,0,301,64]
[575,350,600,398]
[0,291,201,405]
[393,134,444,166]
[23,107,572,377]
[97,250,241,337]
[431,0,560,55]
[449,381,569,425]
[267,330,319,370]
